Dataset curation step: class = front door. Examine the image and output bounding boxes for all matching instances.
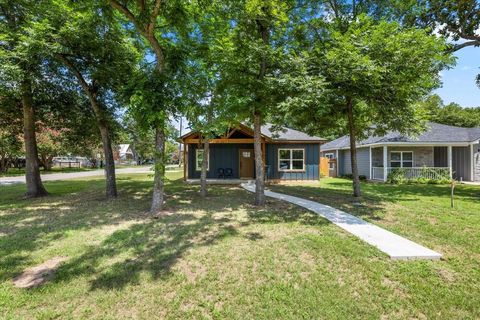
[239,149,254,178]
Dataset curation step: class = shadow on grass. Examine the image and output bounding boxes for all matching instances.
[0,175,328,291]
[269,178,480,222]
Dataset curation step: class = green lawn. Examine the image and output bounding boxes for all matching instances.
[0,167,95,177]
[0,172,479,319]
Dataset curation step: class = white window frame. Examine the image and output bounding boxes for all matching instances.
[390,151,413,168]
[325,153,335,159]
[195,149,209,171]
[278,148,305,172]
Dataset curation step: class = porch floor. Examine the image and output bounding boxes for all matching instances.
[186,179,254,185]
[242,182,442,260]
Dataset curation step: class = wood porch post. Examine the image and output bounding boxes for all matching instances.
[448,145,453,179]
[383,146,388,182]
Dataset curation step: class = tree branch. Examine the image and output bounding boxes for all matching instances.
[55,54,91,94]
[147,0,162,35]
[449,40,480,52]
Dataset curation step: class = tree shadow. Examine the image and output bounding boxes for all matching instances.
[0,175,329,291]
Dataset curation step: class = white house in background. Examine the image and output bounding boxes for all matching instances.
[320,122,480,182]
[117,144,136,161]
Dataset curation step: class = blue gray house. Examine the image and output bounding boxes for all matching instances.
[320,122,480,182]
[180,124,326,181]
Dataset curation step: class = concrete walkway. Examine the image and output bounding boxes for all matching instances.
[241,183,442,260]
[0,166,152,185]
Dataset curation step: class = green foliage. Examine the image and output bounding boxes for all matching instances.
[387,167,451,184]
[422,94,480,128]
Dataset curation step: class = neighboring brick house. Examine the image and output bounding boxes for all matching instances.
[320,122,480,182]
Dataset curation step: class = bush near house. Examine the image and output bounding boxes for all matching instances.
[387,167,451,184]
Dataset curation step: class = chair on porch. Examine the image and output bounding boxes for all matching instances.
[225,168,233,179]
[217,168,225,179]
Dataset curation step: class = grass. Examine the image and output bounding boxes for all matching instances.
[0,173,479,319]
[0,167,95,177]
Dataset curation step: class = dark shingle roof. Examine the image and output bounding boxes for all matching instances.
[321,122,480,150]
[261,124,326,142]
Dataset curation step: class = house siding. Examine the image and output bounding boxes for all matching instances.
[266,143,320,180]
[387,146,434,167]
[187,143,254,179]
[452,146,471,181]
[474,143,480,182]
[339,147,370,177]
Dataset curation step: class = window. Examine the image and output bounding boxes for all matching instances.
[278,148,305,172]
[390,151,413,168]
[325,153,335,159]
[195,149,209,171]
[329,162,335,170]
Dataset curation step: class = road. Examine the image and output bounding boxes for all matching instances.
[0,166,153,185]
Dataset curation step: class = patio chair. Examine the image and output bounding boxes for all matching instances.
[217,168,225,179]
[224,168,233,179]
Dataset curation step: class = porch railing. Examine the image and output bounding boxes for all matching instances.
[372,167,450,181]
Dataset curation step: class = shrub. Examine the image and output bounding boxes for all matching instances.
[387,167,451,184]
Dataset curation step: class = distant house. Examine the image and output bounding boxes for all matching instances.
[180,124,326,181]
[320,122,480,182]
[116,144,136,161]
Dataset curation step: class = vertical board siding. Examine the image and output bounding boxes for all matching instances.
[266,143,320,180]
[474,143,480,182]
[188,143,254,179]
[452,146,471,181]
[340,147,370,177]
[434,147,448,167]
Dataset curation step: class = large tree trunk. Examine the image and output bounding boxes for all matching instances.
[57,54,117,199]
[97,120,117,199]
[21,77,48,197]
[253,111,266,206]
[199,137,209,198]
[346,97,361,198]
[151,126,166,214]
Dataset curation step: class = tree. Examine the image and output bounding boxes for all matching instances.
[281,16,453,197]
[0,0,48,196]
[34,0,138,198]
[422,94,480,127]
[215,0,293,206]
[109,0,190,213]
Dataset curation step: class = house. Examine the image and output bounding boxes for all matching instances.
[180,124,326,181]
[320,122,480,182]
[116,144,136,162]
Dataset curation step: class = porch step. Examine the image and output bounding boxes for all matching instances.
[241,183,442,260]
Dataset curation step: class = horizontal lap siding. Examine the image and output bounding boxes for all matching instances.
[266,143,319,180]
[187,143,253,179]
[341,147,370,177]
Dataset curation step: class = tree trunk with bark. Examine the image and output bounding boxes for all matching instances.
[151,126,166,214]
[21,77,48,197]
[57,54,117,199]
[199,137,209,198]
[346,97,361,198]
[253,111,266,206]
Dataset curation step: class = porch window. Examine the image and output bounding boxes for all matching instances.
[278,148,305,172]
[390,151,413,168]
[195,149,209,171]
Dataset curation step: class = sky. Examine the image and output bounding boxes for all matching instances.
[435,46,480,107]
